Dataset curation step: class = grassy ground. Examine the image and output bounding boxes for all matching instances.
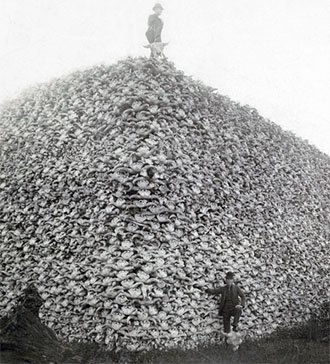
[1,316,329,364]
[66,318,329,364]
[1,336,328,364]
[68,336,329,364]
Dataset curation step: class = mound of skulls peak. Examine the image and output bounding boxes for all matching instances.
[0,57,329,351]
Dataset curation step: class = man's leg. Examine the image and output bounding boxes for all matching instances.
[232,307,242,331]
[222,312,231,333]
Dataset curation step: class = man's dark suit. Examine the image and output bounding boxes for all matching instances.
[207,284,246,332]
[146,14,163,43]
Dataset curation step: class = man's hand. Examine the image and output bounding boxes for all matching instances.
[235,304,243,310]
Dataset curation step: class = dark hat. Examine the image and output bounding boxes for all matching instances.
[153,3,164,10]
[226,271,234,279]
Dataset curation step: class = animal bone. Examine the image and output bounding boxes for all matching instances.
[220,330,243,351]
[143,42,169,59]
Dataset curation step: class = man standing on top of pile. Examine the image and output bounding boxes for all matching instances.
[145,3,164,44]
[206,271,246,333]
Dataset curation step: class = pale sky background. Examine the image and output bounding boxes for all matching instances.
[0,0,329,155]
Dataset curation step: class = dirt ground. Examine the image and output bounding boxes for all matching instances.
[39,335,327,364]
[1,335,329,364]
[1,299,329,364]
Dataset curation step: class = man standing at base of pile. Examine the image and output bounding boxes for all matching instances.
[206,271,246,333]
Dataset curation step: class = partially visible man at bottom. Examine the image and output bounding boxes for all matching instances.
[206,271,246,333]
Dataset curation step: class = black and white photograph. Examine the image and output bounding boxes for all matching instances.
[0,1,329,363]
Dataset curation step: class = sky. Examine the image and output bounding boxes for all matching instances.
[0,0,329,156]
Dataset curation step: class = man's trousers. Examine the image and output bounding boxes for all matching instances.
[222,306,242,333]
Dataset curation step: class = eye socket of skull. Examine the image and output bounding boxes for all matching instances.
[146,167,156,178]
